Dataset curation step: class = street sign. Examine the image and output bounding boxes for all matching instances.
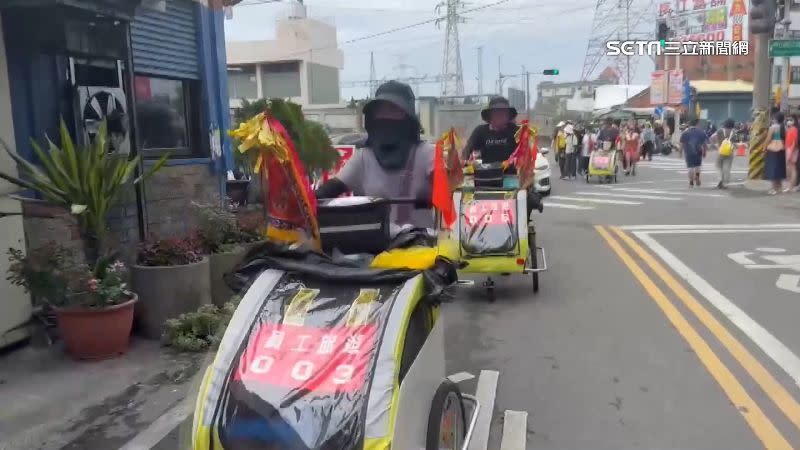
[769,40,800,57]
[654,105,664,117]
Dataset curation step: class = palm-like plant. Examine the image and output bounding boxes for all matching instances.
[0,120,168,265]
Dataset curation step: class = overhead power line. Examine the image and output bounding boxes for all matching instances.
[229,0,509,63]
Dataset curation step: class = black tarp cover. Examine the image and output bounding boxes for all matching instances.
[194,240,457,450]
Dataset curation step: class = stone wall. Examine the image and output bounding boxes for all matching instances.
[20,163,224,263]
[143,164,221,239]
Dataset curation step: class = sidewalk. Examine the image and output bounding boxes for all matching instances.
[0,339,207,450]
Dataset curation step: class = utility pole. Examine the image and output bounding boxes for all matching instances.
[525,71,531,116]
[497,54,502,95]
[781,0,792,112]
[748,0,778,182]
[369,52,377,98]
[477,46,483,95]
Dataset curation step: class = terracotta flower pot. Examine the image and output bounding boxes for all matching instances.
[55,295,138,361]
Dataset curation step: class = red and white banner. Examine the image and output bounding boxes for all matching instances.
[464,199,516,227]
[235,323,377,394]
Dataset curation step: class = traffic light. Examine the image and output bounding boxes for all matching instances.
[543,69,559,75]
[750,0,777,34]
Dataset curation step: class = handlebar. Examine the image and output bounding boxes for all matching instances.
[317,196,432,210]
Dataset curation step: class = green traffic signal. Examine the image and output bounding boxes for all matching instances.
[543,69,559,75]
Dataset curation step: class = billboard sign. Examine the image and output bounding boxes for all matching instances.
[668,69,684,105]
[658,0,748,42]
[650,70,668,104]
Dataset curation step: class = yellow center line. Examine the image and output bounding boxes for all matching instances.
[610,226,800,432]
[595,226,792,450]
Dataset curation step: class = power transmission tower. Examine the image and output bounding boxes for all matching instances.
[369,52,377,97]
[435,0,465,96]
[581,0,654,82]
[393,55,421,94]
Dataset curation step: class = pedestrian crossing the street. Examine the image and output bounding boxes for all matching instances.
[543,184,725,211]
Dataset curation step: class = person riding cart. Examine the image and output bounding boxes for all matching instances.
[461,96,543,218]
[315,80,435,229]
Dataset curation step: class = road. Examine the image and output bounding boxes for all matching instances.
[140,153,800,449]
[446,153,800,449]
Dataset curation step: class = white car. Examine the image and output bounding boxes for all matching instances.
[534,147,552,196]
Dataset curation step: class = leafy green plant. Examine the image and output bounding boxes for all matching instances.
[163,295,241,352]
[233,98,339,176]
[0,120,169,265]
[7,243,132,309]
[193,201,261,254]
[6,243,71,306]
[136,236,203,267]
[63,255,132,308]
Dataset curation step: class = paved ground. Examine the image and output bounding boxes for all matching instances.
[7,152,800,450]
[0,340,202,450]
[443,152,800,449]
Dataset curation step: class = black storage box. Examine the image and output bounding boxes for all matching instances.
[473,163,504,189]
[317,197,391,255]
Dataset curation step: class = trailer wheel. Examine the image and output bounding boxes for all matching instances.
[426,380,467,450]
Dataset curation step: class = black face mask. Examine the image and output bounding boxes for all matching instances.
[367,119,418,171]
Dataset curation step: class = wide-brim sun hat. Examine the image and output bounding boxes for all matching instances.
[481,96,518,122]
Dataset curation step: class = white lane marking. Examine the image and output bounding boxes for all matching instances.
[543,202,595,210]
[574,191,684,201]
[468,370,499,450]
[118,401,192,450]
[619,224,800,231]
[634,231,800,388]
[550,195,641,205]
[777,274,800,293]
[595,186,725,197]
[640,229,800,235]
[601,179,691,186]
[448,371,475,384]
[499,410,528,450]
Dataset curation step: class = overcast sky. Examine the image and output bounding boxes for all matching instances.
[223,0,654,100]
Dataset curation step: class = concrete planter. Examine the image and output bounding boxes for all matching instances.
[209,241,264,307]
[131,257,211,340]
[210,247,246,307]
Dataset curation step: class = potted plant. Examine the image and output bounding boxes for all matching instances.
[193,201,261,306]
[0,121,167,358]
[131,236,212,339]
[0,120,167,265]
[7,244,137,360]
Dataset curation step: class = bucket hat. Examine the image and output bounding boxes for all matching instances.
[480,96,518,122]
[363,80,420,127]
